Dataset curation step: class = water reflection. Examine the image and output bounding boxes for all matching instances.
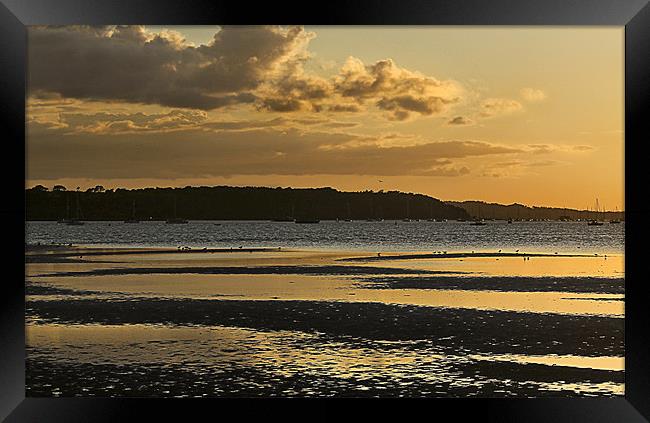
[27,323,623,397]
[25,246,625,397]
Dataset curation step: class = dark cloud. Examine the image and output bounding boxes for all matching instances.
[258,98,307,112]
[29,26,467,122]
[320,121,360,128]
[253,56,462,120]
[27,123,520,179]
[28,25,312,110]
[328,104,362,113]
[333,58,461,120]
[447,116,474,126]
[376,95,453,121]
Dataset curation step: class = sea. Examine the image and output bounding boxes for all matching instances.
[26,220,624,254]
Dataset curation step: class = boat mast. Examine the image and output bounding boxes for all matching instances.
[75,189,81,220]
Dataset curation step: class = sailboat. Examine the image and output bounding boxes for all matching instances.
[57,195,71,224]
[470,203,487,225]
[610,206,621,224]
[587,198,604,226]
[293,202,319,224]
[345,201,353,222]
[65,191,84,225]
[166,196,188,224]
[365,197,374,222]
[427,203,436,222]
[402,198,412,222]
[124,200,140,223]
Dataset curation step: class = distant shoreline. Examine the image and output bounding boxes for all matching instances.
[25,185,624,222]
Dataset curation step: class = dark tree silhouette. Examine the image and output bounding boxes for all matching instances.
[26,185,471,221]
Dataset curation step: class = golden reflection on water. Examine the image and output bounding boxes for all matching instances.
[26,248,625,397]
[367,254,624,278]
[468,354,624,371]
[27,249,624,279]
[31,272,623,317]
[26,323,623,395]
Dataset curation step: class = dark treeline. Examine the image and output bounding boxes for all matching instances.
[26,185,470,221]
[449,201,625,221]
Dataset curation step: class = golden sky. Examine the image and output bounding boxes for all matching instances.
[26,26,624,210]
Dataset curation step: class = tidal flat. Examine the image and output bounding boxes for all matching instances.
[25,246,624,397]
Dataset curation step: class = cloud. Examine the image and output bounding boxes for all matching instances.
[333,57,462,120]
[29,26,468,123]
[60,110,208,133]
[31,107,346,136]
[255,56,462,121]
[446,116,474,126]
[527,144,595,154]
[480,98,523,117]
[328,104,362,113]
[376,95,453,121]
[480,157,562,178]
[27,121,520,180]
[520,88,547,102]
[320,121,360,128]
[28,25,314,110]
[202,118,289,131]
[257,97,308,112]
[527,144,554,155]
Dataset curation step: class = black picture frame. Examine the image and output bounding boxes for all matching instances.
[2,0,649,421]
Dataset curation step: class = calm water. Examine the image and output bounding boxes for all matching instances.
[26,220,624,254]
[26,223,625,397]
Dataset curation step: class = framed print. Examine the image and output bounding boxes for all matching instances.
[2,0,650,421]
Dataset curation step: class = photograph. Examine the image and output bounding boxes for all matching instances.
[24,25,625,398]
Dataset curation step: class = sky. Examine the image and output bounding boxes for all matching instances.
[26,26,624,210]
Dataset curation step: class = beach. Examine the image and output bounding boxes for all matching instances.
[25,243,624,397]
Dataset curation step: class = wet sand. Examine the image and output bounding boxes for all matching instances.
[27,298,623,356]
[25,246,625,397]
